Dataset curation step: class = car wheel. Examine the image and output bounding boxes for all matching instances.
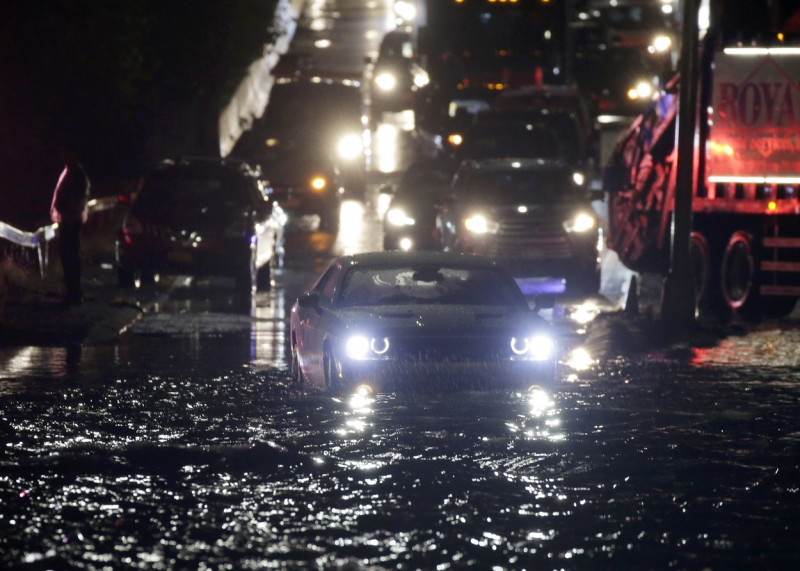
[117,265,135,288]
[323,346,344,395]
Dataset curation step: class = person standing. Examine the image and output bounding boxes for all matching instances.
[50,147,91,306]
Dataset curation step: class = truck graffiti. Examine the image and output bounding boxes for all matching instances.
[604,45,800,319]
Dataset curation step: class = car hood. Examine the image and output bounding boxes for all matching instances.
[335,304,546,335]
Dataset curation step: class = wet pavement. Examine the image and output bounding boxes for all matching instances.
[3,226,800,569]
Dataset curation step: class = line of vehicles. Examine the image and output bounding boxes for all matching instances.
[114,0,800,397]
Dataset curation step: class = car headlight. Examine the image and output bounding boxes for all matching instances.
[375,72,397,92]
[345,335,390,360]
[464,213,499,234]
[573,171,586,186]
[627,81,655,101]
[649,34,672,53]
[386,206,415,227]
[413,72,430,89]
[564,212,596,233]
[337,133,363,160]
[510,334,555,361]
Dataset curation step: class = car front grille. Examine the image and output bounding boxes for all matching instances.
[488,218,572,259]
[386,336,508,362]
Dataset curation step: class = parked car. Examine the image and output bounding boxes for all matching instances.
[382,157,458,251]
[116,157,285,292]
[436,158,602,295]
[365,30,430,128]
[289,251,557,395]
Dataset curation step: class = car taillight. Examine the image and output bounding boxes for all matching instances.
[122,212,143,235]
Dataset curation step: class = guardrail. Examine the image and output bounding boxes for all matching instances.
[0,196,119,278]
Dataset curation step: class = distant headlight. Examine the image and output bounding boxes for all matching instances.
[650,34,672,53]
[564,212,596,233]
[337,134,363,160]
[510,334,555,361]
[394,1,416,23]
[573,171,586,186]
[464,214,498,234]
[346,335,390,360]
[375,72,397,92]
[627,81,654,101]
[310,176,328,192]
[413,72,430,89]
[386,207,416,227]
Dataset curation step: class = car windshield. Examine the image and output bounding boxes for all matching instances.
[137,170,254,209]
[263,83,362,129]
[337,264,525,308]
[457,167,581,205]
[460,125,564,161]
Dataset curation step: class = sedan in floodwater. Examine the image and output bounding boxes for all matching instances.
[289,251,556,395]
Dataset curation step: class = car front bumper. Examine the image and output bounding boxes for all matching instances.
[336,358,556,394]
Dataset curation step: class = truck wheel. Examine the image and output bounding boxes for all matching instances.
[720,231,756,318]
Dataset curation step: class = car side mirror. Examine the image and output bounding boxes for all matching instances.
[297,291,321,312]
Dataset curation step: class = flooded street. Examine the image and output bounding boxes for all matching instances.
[3,2,800,568]
[3,236,800,568]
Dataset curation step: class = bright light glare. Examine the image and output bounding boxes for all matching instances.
[337,134,363,160]
[573,172,585,186]
[511,335,555,361]
[566,347,595,371]
[564,213,595,233]
[386,207,415,226]
[375,72,397,91]
[338,200,364,256]
[413,72,430,88]
[570,300,601,325]
[310,176,327,191]
[464,214,490,234]
[530,334,555,361]
[345,336,370,360]
[399,237,413,251]
[394,1,416,22]
[375,124,399,173]
[651,35,672,53]
[527,386,554,415]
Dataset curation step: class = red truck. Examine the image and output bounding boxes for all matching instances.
[603,44,800,319]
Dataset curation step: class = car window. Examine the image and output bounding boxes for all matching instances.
[337,264,524,307]
[314,265,341,307]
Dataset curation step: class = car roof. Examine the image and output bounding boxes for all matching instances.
[460,157,571,173]
[335,251,503,270]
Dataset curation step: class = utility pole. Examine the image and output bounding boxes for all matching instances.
[661,0,700,327]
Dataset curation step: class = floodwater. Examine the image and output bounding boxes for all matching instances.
[2,281,800,568]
